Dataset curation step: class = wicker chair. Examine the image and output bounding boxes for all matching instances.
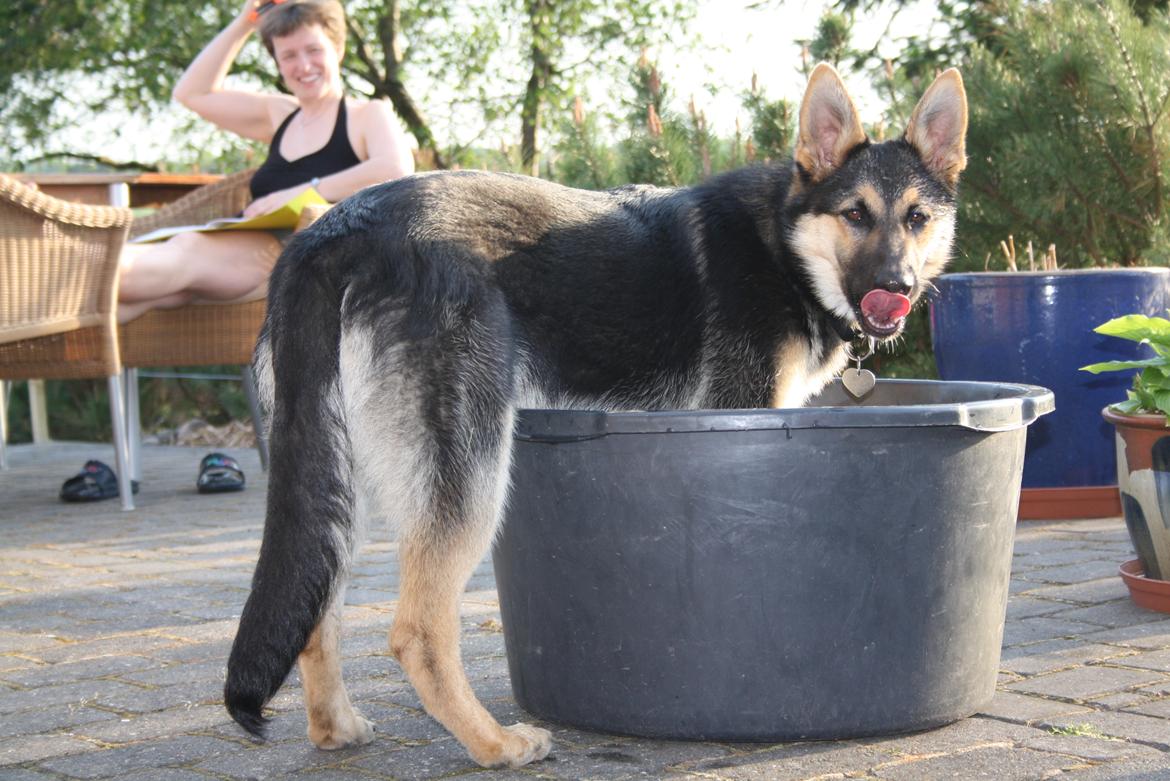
[0,175,137,510]
[116,169,271,479]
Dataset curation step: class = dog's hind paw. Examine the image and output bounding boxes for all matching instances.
[309,709,375,750]
[473,722,552,768]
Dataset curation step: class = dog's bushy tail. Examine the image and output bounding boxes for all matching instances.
[224,228,354,737]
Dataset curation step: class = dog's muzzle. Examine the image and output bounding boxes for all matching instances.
[858,289,912,338]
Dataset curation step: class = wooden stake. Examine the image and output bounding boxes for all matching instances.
[1000,239,1017,272]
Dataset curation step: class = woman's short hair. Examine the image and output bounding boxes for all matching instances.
[258,0,346,56]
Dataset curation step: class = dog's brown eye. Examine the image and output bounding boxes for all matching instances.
[843,208,865,223]
[908,210,929,228]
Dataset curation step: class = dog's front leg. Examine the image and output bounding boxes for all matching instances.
[390,535,552,768]
[298,597,375,749]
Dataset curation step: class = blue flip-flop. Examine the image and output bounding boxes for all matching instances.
[60,460,138,502]
[197,453,246,494]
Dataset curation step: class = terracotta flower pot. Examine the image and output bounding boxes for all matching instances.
[1102,407,1170,580]
[1119,560,1170,615]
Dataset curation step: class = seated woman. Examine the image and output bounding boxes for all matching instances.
[117,0,414,323]
[62,0,414,502]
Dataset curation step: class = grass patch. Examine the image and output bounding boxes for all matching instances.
[1048,723,1111,739]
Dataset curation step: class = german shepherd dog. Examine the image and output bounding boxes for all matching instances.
[225,64,968,768]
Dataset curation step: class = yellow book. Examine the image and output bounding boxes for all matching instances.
[130,187,329,244]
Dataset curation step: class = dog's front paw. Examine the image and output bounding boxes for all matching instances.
[472,722,552,768]
[309,708,375,750]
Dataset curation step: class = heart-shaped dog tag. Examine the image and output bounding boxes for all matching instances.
[841,367,876,399]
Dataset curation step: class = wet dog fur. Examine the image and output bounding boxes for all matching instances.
[224,64,968,768]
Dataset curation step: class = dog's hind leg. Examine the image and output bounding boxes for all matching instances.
[340,294,551,768]
[392,498,552,768]
[294,450,375,750]
[381,344,549,764]
[298,588,375,749]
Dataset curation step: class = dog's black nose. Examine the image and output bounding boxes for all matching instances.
[874,274,914,296]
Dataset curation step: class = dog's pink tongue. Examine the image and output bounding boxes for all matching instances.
[860,290,911,323]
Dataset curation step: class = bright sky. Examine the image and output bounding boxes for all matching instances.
[670,0,938,134]
[56,0,939,167]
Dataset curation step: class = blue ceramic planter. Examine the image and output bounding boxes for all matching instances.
[931,269,1170,501]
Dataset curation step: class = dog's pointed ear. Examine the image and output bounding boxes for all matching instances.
[795,63,868,182]
[904,68,968,187]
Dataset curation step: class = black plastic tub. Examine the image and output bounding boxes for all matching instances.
[492,379,1054,741]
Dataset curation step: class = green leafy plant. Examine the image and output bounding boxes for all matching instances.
[1081,313,1170,419]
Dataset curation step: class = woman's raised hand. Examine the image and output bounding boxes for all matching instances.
[238,0,262,26]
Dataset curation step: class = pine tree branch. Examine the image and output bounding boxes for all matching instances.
[574,122,605,189]
[1064,175,1147,230]
[1087,119,1136,194]
[1103,4,1162,220]
[1153,89,1170,126]
[965,177,1045,238]
[1063,177,1110,265]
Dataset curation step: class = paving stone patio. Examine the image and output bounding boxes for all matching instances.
[1,442,1168,780]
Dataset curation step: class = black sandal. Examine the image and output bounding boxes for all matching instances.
[197,453,246,494]
[60,460,138,502]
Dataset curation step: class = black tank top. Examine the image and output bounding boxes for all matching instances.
[249,98,362,200]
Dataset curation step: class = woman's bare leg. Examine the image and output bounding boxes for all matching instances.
[117,230,281,322]
[117,292,199,324]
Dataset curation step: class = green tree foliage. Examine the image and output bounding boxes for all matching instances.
[0,0,459,168]
[807,10,853,68]
[957,0,1170,268]
[507,0,697,175]
[552,96,621,189]
[832,0,1015,77]
[742,74,794,162]
[0,0,695,172]
[0,0,262,168]
[551,54,795,189]
[618,55,698,186]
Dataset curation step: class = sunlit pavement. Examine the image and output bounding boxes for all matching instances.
[2,442,1168,780]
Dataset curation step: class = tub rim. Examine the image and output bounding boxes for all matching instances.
[514,378,1054,440]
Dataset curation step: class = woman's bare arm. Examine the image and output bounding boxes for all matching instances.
[172,2,293,142]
